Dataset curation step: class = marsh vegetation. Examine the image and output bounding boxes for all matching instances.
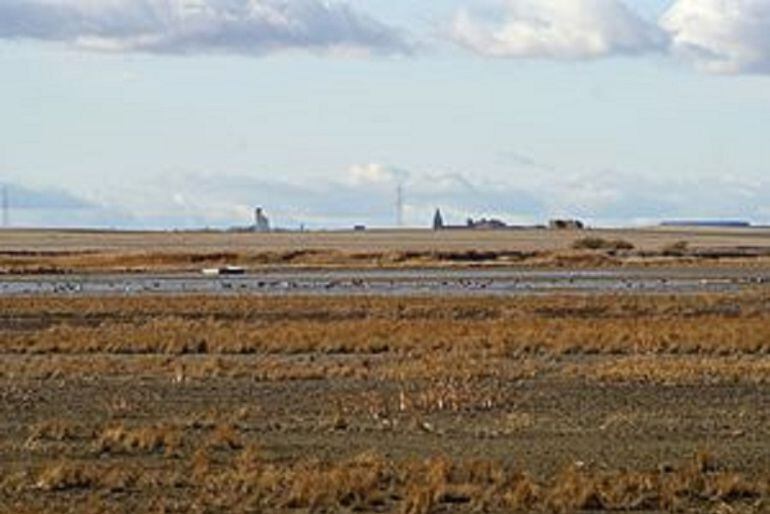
[1,292,770,512]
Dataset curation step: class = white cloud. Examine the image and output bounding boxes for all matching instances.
[346,163,409,186]
[81,165,545,229]
[6,165,770,229]
[451,0,666,59]
[0,182,94,209]
[449,0,770,74]
[533,167,770,225]
[0,0,412,57]
[661,0,770,74]
[0,181,133,228]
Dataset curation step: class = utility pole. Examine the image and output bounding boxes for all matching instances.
[396,183,404,228]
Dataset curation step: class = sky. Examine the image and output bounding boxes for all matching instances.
[1,0,769,229]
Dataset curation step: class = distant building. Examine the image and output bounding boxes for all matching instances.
[254,207,271,232]
[661,220,751,228]
[432,208,509,230]
[466,218,508,230]
[432,209,444,230]
[549,219,585,230]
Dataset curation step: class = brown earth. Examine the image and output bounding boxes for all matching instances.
[1,293,769,512]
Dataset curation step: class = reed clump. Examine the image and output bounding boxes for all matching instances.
[94,423,182,458]
[26,452,761,512]
[2,293,770,358]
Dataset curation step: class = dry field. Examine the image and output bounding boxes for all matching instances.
[2,227,770,273]
[1,292,770,512]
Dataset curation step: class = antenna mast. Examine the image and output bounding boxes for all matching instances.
[396,183,404,227]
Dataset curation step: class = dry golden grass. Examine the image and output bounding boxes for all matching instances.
[4,314,766,357]
[25,419,82,445]
[5,352,770,391]
[3,291,770,512]
[207,423,244,451]
[2,229,770,273]
[2,293,770,358]
[16,450,768,512]
[94,423,183,458]
[570,356,770,385]
[2,226,770,252]
[34,462,96,492]
[1,293,770,388]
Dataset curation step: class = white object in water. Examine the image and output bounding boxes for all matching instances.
[201,266,246,276]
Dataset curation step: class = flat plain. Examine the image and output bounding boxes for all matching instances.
[1,228,770,513]
[3,226,770,254]
[1,226,770,274]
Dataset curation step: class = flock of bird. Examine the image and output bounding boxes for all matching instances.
[0,273,766,297]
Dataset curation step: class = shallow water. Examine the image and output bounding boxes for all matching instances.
[0,268,768,297]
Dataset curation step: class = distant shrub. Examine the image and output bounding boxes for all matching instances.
[571,237,606,250]
[572,237,634,251]
[609,239,635,251]
[662,241,690,257]
[549,219,585,230]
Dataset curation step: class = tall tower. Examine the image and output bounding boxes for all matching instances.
[395,183,404,227]
[433,208,444,230]
[254,207,270,232]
